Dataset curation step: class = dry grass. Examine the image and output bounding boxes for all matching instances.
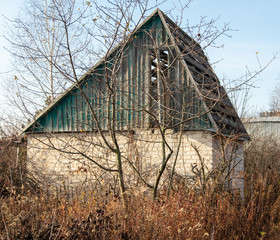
[0,136,280,239]
[0,178,280,239]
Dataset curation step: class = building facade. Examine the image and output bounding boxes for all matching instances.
[22,9,249,194]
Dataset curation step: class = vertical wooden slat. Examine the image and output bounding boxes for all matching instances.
[156,49,162,125]
[116,59,121,131]
[77,92,82,131]
[52,110,57,132]
[92,78,96,130]
[57,102,62,131]
[121,55,126,130]
[82,83,87,131]
[101,67,105,130]
[173,59,180,127]
[65,96,69,131]
[127,47,131,128]
[70,94,74,131]
[67,94,70,131]
[168,48,175,127]
[137,33,142,128]
[117,60,122,130]
[141,32,146,128]
[144,48,150,128]
[61,99,65,131]
[97,69,102,129]
[80,90,84,131]
[93,73,98,130]
[86,79,91,131]
[73,92,77,132]
[132,42,137,128]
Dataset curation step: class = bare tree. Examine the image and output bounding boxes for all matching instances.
[4,0,272,200]
[5,0,174,198]
[4,0,94,118]
[269,80,280,112]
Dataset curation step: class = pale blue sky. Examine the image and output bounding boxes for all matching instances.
[0,0,279,115]
[173,0,280,114]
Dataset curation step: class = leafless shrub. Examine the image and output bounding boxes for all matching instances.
[1,177,280,239]
[244,134,280,201]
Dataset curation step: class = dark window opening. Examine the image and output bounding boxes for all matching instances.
[149,49,169,127]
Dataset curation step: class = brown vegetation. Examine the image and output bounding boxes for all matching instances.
[0,138,27,197]
[0,136,280,239]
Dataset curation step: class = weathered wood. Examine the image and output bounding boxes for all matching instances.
[211,114,238,130]
[177,42,210,68]
[200,88,232,106]
[23,9,248,140]
[211,104,237,118]
[183,55,217,81]
[163,16,203,53]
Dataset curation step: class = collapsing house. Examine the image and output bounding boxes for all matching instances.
[22,9,249,194]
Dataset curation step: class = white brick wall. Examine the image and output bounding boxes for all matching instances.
[26,130,244,193]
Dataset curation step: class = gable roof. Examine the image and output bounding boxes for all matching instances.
[22,9,249,141]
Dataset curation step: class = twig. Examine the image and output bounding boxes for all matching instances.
[1,208,10,240]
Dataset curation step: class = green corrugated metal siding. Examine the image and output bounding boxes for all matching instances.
[26,14,214,133]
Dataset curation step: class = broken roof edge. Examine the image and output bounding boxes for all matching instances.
[158,11,250,141]
[157,10,220,135]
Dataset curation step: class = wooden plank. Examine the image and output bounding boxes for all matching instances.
[80,90,84,131]
[157,49,162,125]
[51,110,57,132]
[88,78,93,131]
[66,95,70,132]
[200,89,232,107]
[115,61,121,131]
[58,100,63,131]
[132,42,137,128]
[137,35,142,128]
[97,69,102,129]
[164,49,171,125]
[124,48,130,129]
[83,83,88,131]
[163,16,202,52]
[211,104,237,118]
[177,42,210,68]
[143,40,150,128]
[77,92,82,131]
[121,53,126,130]
[73,92,77,131]
[183,55,217,81]
[187,65,216,84]
[211,113,239,129]
[119,56,124,130]
[174,58,181,126]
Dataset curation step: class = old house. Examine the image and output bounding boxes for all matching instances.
[21,9,249,194]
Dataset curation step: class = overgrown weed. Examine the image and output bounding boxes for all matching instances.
[1,136,280,239]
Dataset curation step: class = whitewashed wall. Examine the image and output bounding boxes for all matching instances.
[26,130,244,193]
